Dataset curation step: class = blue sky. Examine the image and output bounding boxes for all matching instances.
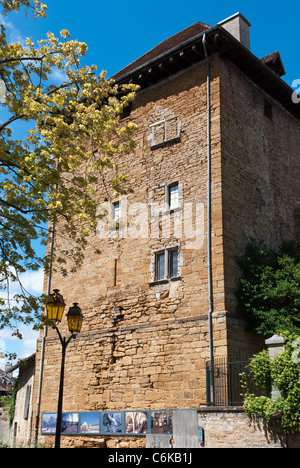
[0,0,299,365]
[4,0,300,86]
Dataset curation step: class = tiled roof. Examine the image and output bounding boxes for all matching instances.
[112,22,211,80]
[261,51,286,77]
[112,20,299,120]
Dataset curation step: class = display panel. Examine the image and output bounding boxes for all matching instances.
[41,409,195,437]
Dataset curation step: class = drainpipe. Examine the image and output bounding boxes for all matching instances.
[202,33,214,405]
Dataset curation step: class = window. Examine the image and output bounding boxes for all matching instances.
[150,181,182,217]
[154,247,179,282]
[168,184,179,210]
[169,249,178,278]
[150,116,181,149]
[24,385,31,420]
[156,252,165,281]
[113,202,121,222]
[111,201,121,230]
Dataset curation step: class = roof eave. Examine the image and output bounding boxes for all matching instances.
[114,25,300,120]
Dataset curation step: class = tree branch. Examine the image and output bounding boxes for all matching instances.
[0,114,25,132]
[0,197,44,214]
[0,55,45,65]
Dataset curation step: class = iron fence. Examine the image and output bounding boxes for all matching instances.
[205,357,264,407]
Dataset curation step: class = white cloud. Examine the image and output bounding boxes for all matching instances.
[0,269,44,364]
[1,267,44,298]
[50,67,68,84]
[0,325,40,367]
[18,268,44,295]
[0,15,27,47]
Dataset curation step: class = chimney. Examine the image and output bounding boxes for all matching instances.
[218,12,251,50]
[5,362,13,378]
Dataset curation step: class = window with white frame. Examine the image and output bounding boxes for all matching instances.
[150,181,182,216]
[111,201,121,230]
[169,248,178,278]
[113,201,121,221]
[150,116,181,149]
[153,247,179,282]
[155,251,166,281]
[168,183,179,210]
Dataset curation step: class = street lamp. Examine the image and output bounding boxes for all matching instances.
[45,289,65,323]
[45,290,83,449]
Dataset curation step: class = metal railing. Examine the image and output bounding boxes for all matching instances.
[206,357,263,407]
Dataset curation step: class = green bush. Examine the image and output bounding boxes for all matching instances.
[236,240,300,337]
[242,332,300,433]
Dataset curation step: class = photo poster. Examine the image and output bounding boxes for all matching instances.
[125,411,148,434]
[41,413,57,434]
[102,412,123,434]
[41,410,174,436]
[150,411,173,434]
[80,412,100,434]
[41,412,124,435]
[61,412,80,434]
[41,412,88,435]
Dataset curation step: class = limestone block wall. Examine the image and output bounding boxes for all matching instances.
[219,58,300,356]
[31,52,300,447]
[32,57,230,447]
[197,408,300,448]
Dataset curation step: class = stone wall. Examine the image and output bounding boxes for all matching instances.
[32,57,231,448]
[31,52,300,448]
[198,408,300,448]
[220,58,300,356]
[0,409,9,446]
[11,358,35,447]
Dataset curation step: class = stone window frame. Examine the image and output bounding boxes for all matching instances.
[149,116,181,150]
[150,180,183,216]
[112,201,121,223]
[150,243,182,286]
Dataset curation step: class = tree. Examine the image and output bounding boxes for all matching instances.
[236,240,300,337]
[0,1,138,339]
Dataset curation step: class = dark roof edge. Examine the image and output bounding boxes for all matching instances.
[217,27,299,118]
[113,24,300,120]
[113,25,218,84]
[5,353,36,374]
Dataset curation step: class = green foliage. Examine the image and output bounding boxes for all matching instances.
[0,394,13,409]
[8,377,18,427]
[236,240,300,337]
[242,332,300,433]
[0,1,139,338]
[0,438,10,448]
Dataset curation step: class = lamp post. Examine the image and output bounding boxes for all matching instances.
[45,290,83,449]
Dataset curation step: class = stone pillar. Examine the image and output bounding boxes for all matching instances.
[265,335,285,399]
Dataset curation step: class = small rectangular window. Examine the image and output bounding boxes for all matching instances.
[169,249,178,278]
[24,385,31,420]
[169,184,179,210]
[156,252,165,281]
[154,247,179,282]
[113,202,121,222]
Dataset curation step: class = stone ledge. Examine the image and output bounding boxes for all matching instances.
[197,406,245,413]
